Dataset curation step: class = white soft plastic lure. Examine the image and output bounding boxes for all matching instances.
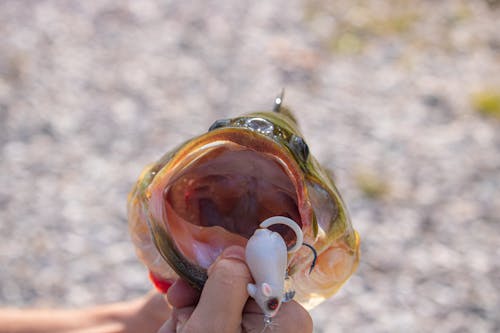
[245,216,304,329]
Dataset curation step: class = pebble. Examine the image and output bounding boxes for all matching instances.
[0,0,499,332]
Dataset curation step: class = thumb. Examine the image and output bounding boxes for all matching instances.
[183,246,251,333]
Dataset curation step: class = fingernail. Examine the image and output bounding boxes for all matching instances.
[220,245,246,261]
[208,246,246,276]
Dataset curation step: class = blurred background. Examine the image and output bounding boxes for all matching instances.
[1,0,499,332]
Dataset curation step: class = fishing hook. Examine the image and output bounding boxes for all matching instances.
[302,243,318,274]
[273,89,285,112]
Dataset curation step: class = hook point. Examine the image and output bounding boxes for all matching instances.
[273,89,285,112]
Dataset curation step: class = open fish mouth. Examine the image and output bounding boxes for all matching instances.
[149,128,309,270]
[129,108,360,306]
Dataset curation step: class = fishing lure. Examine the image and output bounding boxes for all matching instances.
[246,216,312,330]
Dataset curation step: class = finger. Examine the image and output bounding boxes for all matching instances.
[242,300,313,333]
[157,306,196,333]
[141,291,172,322]
[172,307,195,332]
[184,246,250,333]
[157,319,176,333]
[167,279,201,308]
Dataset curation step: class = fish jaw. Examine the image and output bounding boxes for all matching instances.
[128,112,360,306]
[131,128,313,289]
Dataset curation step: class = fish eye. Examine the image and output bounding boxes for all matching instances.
[243,117,274,135]
[289,135,309,161]
[208,118,231,131]
[267,297,279,311]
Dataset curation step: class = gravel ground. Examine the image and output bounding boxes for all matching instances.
[1,0,499,332]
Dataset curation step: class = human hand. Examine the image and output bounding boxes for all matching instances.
[116,290,172,333]
[158,246,313,333]
[0,291,171,333]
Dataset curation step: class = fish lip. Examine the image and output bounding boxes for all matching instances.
[146,128,313,283]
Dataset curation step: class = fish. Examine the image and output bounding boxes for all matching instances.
[127,95,360,310]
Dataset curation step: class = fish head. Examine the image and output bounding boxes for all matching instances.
[128,108,360,308]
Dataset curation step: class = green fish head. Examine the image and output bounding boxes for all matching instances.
[128,103,360,309]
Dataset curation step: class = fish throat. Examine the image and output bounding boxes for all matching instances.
[161,132,305,269]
